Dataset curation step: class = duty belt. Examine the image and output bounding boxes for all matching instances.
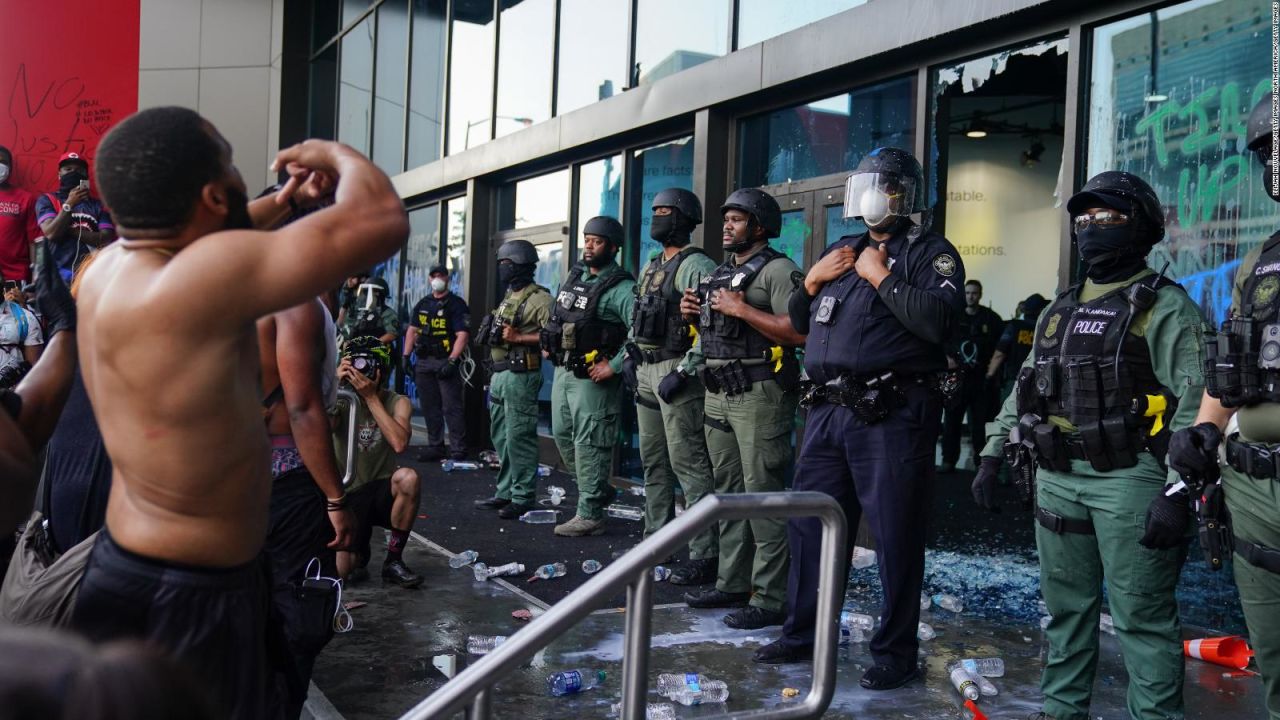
[1235,536,1280,574]
[1225,434,1280,480]
[799,371,931,425]
[634,347,684,365]
[489,351,540,374]
[702,360,775,397]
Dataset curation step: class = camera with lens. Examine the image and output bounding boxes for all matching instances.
[349,354,382,379]
[1259,323,1280,369]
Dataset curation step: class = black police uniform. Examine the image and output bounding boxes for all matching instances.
[940,303,1004,468]
[780,225,964,673]
[410,291,471,456]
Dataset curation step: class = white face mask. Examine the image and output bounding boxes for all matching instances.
[860,188,892,227]
[430,278,448,293]
[0,164,9,184]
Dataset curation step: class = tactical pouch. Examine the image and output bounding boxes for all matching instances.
[476,314,496,346]
[663,316,693,352]
[1101,415,1138,468]
[1205,320,1256,407]
[1077,421,1114,473]
[538,327,559,356]
[1015,366,1040,416]
[561,322,578,351]
[1064,359,1103,426]
[633,294,666,339]
[1032,423,1071,472]
[775,353,801,391]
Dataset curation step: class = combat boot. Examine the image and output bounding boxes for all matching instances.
[553,515,605,536]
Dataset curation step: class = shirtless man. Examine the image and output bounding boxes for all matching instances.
[69,106,407,719]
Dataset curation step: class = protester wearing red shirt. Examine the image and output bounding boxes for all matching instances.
[0,146,41,283]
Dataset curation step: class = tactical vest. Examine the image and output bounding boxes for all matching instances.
[540,264,633,357]
[1205,233,1280,407]
[478,283,549,360]
[415,296,456,358]
[632,246,705,352]
[697,246,785,360]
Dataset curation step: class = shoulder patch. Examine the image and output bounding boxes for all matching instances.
[932,253,957,277]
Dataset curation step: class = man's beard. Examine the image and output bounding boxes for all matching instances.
[224,185,253,231]
[583,249,615,269]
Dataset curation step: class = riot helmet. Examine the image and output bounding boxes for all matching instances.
[497,239,538,288]
[1247,94,1278,201]
[652,187,703,225]
[497,239,538,265]
[720,188,781,253]
[1067,171,1165,244]
[651,187,702,247]
[1067,171,1165,282]
[582,215,624,269]
[842,147,926,230]
[355,276,390,310]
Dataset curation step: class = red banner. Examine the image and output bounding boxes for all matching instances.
[0,0,140,194]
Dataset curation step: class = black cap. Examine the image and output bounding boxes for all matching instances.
[1022,293,1049,318]
[428,264,448,276]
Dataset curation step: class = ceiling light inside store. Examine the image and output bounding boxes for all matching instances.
[1143,93,1168,103]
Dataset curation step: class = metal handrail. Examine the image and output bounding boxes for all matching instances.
[336,387,359,487]
[398,491,847,720]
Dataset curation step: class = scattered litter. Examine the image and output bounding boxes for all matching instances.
[1099,613,1115,635]
[467,635,507,655]
[472,562,524,581]
[512,609,533,622]
[964,698,990,720]
[609,702,675,719]
[933,593,964,613]
[961,657,1005,677]
[582,559,603,574]
[1040,615,1052,631]
[917,622,936,641]
[781,687,800,699]
[628,486,646,496]
[653,566,672,582]
[1185,636,1254,670]
[947,662,980,701]
[546,485,565,506]
[537,464,553,477]
[448,550,479,568]
[441,460,481,472]
[850,546,876,570]
[606,504,644,521]
[839,611,873,645]
[656,673,730,706]
[479,450,500,467]
[343,601,367,611]
[519,509,559,524]
[547,669,606,696]
[920,592,932,611]
[529,562,568,582]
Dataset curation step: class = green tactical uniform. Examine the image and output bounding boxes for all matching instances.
[983,269,1206,720]
[698,245,802,613]
[549,262,636,521]
[485,283,553,507]
[339,305,400,344]
[632,246,719,559]
[1220,240,1280,719]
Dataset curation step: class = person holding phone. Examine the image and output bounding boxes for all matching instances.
[35,152,115,283]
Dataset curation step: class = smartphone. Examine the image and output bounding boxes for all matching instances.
[79,179,89,191]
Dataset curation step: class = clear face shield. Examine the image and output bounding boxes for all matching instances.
[356,283,384,310]
[842,172,916,229]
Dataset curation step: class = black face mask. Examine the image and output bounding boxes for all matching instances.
[499,263,535,289]
[224,185,253,231]
[583,247,616,269]
[649,213,692,247]
[58,170,87,194]
[1078,224,1146,283]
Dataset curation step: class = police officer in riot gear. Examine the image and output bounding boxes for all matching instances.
[973,171,1207,720]
[755,148,962,692]
[1169,94,1280,719]
[988,292,1050,397]
[474,240,553,518]
[678,187,805,630]
[626,187,719,584]
[339,275,399,346]
[541,216,635,536]
[405,264,471,461]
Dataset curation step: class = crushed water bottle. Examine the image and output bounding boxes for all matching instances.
[531,562,567,581]
[519,509,558,524]
[669,681,729,706]
[920,592,932,611]
[850,546,877,569]
[479,450,500,467]
[606,504,644,521]
[546,486,565,506]
[917,622,936,641]
[467,635,507,655]
[448,550,479,568]
[653,566,672,582]
[933,593,964,613]
[1099,613,1115,635]
[839,624,866,645]
[947,663,980,701]
[547,669,606,696]
[582,559,603,574]
[841,611,874,633]
[961,657,1005,677]
[610,702,676,720]
[441,459,481,472]
[473,562,524,581]
[657,673,712,696]
[628,486,646,496]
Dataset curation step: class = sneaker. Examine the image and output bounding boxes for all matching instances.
[724,605,786,629]
[417,448,445,462]
[553,515,605,537]
[669,558,717,586]
[683,588,749,609]
[752,639,812,664]
[859,664,921,691]
[497,502,535,520]
[382,559,424,588]
[474,496,511,510]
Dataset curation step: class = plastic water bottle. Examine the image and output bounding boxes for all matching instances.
[471,562,488,581]
[606,504,644,520]
[467,635,507,655]
[1099,613,1116,635]
[656,673,711,696]
[519,509,559,524]
[933,593,964,612]
[850,546,877,569]
[610,703,676,720]
[1037,599,1049,615]
[947,663,980,701]
[582,559,602,574]
[917,622,936,641]
[547,669,606,696]
[546,486,565,506]
[531,562,567,581]
[920,592,932,611]
[961,657,1005,677]
[653,566,672,582]
[628,485,646,496]
[839,624,865,645]
[441,459,481,472]
[536,464,553,477]
[668,681,729,706]
[840,611,874,632]
[1040,615,1052,631]
[448,550,479,568]
[474,562,524,581]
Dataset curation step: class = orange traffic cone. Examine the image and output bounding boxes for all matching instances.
[1184,636,1254,670]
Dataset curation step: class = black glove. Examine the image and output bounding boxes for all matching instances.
[32,239,75,338]
[971,455,1003,512]
[657,369,687,404]
[1167,422,1223,484]
[621,356,638,393]
[1139,486,1191,549]
[438,357,459,379]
